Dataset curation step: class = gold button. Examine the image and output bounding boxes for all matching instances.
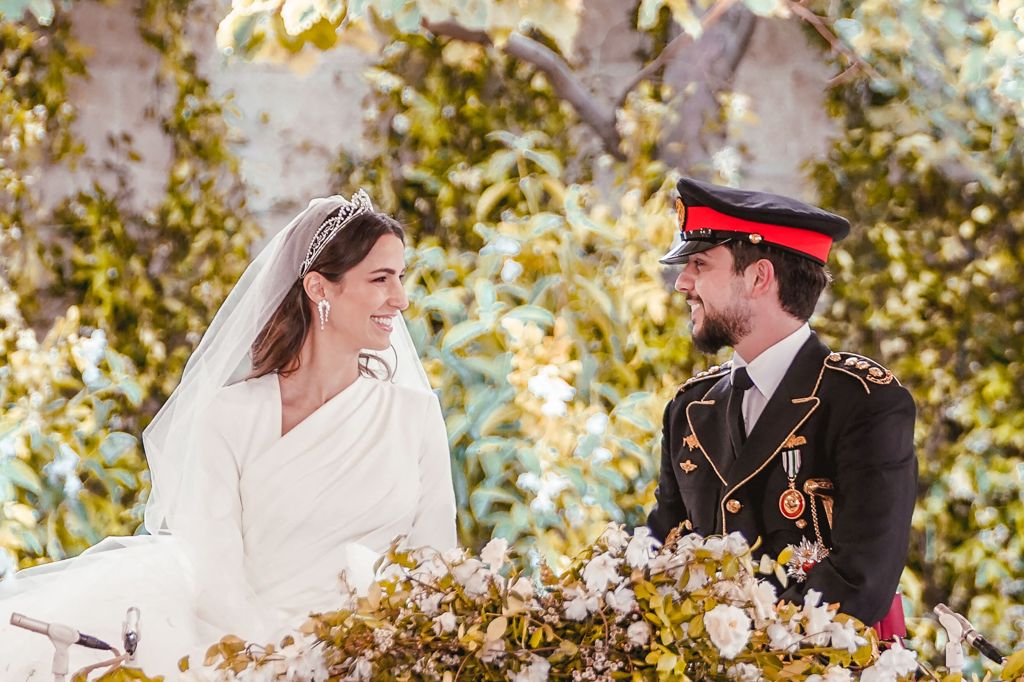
[726,499,742,513]
[796,519,807,529]
[828,353,841,362]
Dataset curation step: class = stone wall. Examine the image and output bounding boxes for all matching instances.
[39,1,837,240]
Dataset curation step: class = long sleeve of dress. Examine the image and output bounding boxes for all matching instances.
[175,406,272,644]
[407,393,458,551]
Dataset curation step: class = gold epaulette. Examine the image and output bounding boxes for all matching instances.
[824,352,898,393]
[676,361,732,395]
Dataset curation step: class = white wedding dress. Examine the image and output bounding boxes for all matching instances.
[0,372,457,678]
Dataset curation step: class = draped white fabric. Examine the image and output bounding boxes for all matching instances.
[0,373,456,677]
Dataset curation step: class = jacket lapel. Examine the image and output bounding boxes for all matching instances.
[725,334,830,489]
[685,377,732,485]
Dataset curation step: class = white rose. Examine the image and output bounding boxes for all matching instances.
[684,564,709,592]
[453,558,491,598]
[347,657,373,681]
[867,642,917,678]
[433,611,458,635]
[481,537,510,571]
[727,662,762,681]
[766,622,800,652]
[600,524,630,552]
[822,667,854,682]
[724,531,749,556]
[605,584,637,615]
[745,579,778,625]
[801,589,834,646]
[563,586,599,621]
[625,527,660,568]
[825,619,865,653]
[703,536,726,559]
[582,552,622,593]
[509,576,535,600]
[417,592,443,616]
[626,620,651,647]
[479,638,506,663]
[704,604,752,659]
[509,654,551,682]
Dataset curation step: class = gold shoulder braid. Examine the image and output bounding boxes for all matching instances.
[823,351,897,392]
[676,361,732,395]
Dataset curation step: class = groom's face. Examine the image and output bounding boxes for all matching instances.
[673,245,752,354]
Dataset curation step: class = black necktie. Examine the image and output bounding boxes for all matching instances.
[728,367,753,458]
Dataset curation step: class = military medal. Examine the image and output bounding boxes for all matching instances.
[778,448,805,520]
[785,537,829,582]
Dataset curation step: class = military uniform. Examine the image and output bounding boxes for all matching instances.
[649,177,918,628]
[647,334,916,625]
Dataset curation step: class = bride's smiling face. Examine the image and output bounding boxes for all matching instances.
[323,234,408,352]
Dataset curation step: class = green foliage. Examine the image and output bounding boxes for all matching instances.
[334,32,586,248]
[808,0,1024,661]
[1,3,259,568]
[0,281,145,570]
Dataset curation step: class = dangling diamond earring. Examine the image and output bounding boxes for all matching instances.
[317,298,331,331]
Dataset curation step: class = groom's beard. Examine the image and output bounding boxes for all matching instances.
[691,300,752,354]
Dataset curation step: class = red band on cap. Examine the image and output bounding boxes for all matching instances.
[686,206,833,262]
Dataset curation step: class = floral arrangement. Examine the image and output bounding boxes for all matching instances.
[160,526,927,682]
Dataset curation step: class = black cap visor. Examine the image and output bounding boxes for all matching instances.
[658,236,730,265]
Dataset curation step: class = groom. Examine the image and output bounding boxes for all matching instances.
[646,177,917,629]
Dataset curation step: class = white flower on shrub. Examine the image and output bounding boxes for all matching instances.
[509,653,550,682]
[806,666,854,682]
[563,586,599,621]
[433,611,458,635]
[704,603,752,659]
[801,590,835,646]
[825,619,865,653]
[501,259,524,283]
[727,662,763,681]
[600,524,629,552]
[766,622,801,652]
[481,537,509,571]
[585,412,609,435]
[626,620,651,647]
[583,552,622,592]
[453,558,491,597]
[860,641,917,681]
[625,527,660,568]
[605,584,636,615]
[527,365,575,417]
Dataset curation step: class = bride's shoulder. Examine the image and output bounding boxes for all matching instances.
[208,373,278,413]
[365,375,438,408]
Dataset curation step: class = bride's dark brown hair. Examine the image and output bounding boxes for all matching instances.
[251,210,406,379]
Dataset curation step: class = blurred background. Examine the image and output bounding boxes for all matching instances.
[1,0,1023,668]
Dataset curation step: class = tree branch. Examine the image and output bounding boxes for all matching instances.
[784,1,884,83]
[617,0,739,105]
[423,20,623,158]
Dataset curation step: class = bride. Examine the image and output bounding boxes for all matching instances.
[0,191,458,677]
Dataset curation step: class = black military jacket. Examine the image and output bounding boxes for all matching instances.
[647,333,917,625]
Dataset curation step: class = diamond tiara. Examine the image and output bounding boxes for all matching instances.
[298,189,375,278]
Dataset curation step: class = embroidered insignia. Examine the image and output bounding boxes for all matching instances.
[680,459,697,474]
[683,433,699,451]
[825,352,897,390]
[675,197,687,231]
[782,434,807,449]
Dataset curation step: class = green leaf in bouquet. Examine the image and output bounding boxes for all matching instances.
[1003,649,1024,681]
[2,457,42,495]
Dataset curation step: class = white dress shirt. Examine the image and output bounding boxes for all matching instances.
[731,323,811,435]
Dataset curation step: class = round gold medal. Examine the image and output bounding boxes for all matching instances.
[779,488,806,520]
